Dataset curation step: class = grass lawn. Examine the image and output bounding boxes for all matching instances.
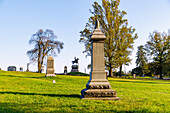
[0,70,169,113]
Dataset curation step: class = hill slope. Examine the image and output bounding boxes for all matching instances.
[0,70,169,112]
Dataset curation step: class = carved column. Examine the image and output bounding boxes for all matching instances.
[81,20,120,100]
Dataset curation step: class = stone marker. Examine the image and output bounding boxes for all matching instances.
[7,66,16,71]
[81,20,120,100]
[45,56,56,77]
[26,63,30,72]
[20,67,23,72]
[53,80,56,83]
[64,66,67,74]
[133,74,136,78]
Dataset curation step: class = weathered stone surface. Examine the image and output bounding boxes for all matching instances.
[45,56,56,77]
[81,89,117,98]
[81,20,120,100]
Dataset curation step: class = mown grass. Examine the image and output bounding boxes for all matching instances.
[67,72,89,76]
[0,70,169,113]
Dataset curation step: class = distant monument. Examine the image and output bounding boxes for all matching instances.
[7,66,16,71]
[26,63,30,72]
[45,56,56,77]
[41,65,45,73]
[71,57,79,72]
[64,66,67,74]
[81,20,120,100]
[133,74,136,78]
[19,67,23,72]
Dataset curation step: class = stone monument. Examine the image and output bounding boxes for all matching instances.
[45,56,56,77]
[19,67,23,72]
[133,74,136,78]
[71,57,79,72]
[64,66,67,74]
[26,63,30,72]
[81,20,120,100]
[7,66,16,71]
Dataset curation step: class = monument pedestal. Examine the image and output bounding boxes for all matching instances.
[71,65,79,72]
[81,72,119,100]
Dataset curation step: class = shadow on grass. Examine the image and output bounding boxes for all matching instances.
[0,75,45,79]
[0,91,80,98]
[109,79,170,84]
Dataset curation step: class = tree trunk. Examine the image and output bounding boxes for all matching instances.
[38,59,42,73]
[38,44,41,73]
[159,58,163,79]
[109,66,113,77]
[40,57,44,73]
[119,65,122,77]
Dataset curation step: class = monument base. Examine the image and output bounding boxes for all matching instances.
[81,89,120,100]
[81,79,120,101]
[80,96,120,100]
[45,74,56,77]
[71,65,79,72]
[71,69,79,72]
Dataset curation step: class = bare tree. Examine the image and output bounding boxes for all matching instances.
[27,29,64,73]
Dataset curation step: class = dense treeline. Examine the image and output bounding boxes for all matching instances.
[134,31,170,79]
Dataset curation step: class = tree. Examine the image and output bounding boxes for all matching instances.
[116,24,137,77]
[145,31,170,79]
[27,29,64,73]
[136,45,150,75]
[79,0,137,77]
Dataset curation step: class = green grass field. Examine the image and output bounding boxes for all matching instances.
[0,70,169,113]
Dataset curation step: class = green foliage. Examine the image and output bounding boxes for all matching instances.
[0,71,170,112]
[79,0,137,76]
[145,31,170,79]
[136,45,150,75]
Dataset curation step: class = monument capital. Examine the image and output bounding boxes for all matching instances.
[91,20,106,40]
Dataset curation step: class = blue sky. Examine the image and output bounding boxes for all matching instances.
[0,0,170,73]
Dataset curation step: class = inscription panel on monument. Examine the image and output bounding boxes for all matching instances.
[47,69,54,74]
[46,56,55,77]
[48,60,53,68]
[93,42,105,71]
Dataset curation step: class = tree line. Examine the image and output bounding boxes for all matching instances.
[79,0,170,78]
[135,31,170,79]
[26,0,169,79]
